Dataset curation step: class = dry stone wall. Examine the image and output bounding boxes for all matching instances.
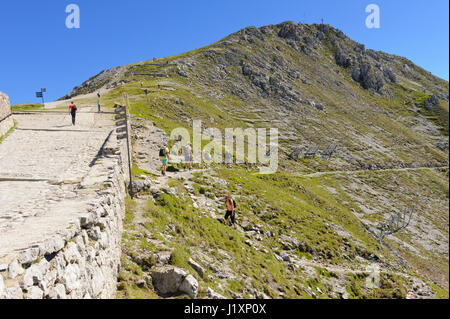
[0,92,14,138]
[0,133,128,299]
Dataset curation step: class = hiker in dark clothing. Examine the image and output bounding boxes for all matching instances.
[224,194,237,229]
[97,92,101,112]
[69,102,77,125]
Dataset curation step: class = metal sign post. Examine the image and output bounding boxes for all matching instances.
[115,103,133,197]
[36,88,46,106]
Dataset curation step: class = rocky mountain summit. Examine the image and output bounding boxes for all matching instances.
[58,21,448,299]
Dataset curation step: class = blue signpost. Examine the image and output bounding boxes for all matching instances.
[35,88,46,106]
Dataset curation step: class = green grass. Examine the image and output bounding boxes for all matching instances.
[11,103,44,111]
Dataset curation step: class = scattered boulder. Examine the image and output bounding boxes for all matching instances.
[207,287,226,299]
[278,22,302,42]
[5,283,23,299]
[255,291,271,299]
[280,251,292,262]
[383,68,396,83]
[280,234,300,250]
[48,284,67,299]
[152,266,187,295]
[131,179,152,193]
[27,286,44,299]
[436,141,448,151]
[351,62,384,92]
[19,247,40,266]
[179,274,198,299]
[151,266,198,298]
[150,187,161,198]
[288,147,303,161]
[335,49,352,68]
[429,95,440,106]
[188,258,205,278]
[8,259,24,279]
[156,251,172,266]
[303,36,313,46]
[336,30,346,39]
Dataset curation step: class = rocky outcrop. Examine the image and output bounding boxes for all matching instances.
[351,61,384,92]
[278,21,303,42]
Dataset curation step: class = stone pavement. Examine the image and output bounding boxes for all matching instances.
[0,108,114,256]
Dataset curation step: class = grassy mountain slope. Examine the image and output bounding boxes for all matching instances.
[60,22,448,299]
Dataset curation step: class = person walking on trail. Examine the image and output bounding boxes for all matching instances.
[160,142,170,176]
[183,143,193,171]
[69,102,77,126]
[224,194,237,229]
[97,92,101,113]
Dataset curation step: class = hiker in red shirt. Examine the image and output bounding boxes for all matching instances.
[69,102,77,126]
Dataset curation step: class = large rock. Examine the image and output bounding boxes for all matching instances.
[151,266,198,298]
[19,247,40,265]
[131,179,152,193]
[335,49,352,68]
[5,283,23,299]
[151,266,187,295]
[179,274,198,299]
[22,263,44,289]
[288,147,303,161]
[64,242,81,264]
[278,22,302,42]
[429,95,440,106]
[280,234,300,250]
[351,62,384,91]
[8,259,24,279]
[62,263,81,293]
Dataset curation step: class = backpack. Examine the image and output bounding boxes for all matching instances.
[233,199,237,209]
[159,147,166,157]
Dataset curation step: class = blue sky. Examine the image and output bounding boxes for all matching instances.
[0,0,448,105]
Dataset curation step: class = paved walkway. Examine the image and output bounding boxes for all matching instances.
[0,108,114,256]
